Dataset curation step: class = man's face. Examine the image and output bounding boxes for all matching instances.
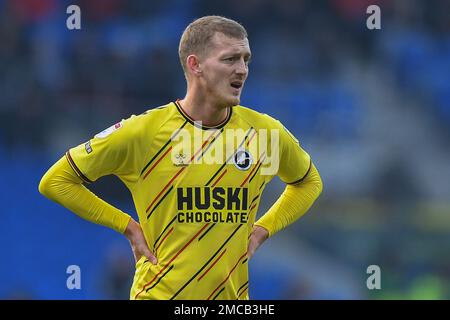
[198,32,251,108]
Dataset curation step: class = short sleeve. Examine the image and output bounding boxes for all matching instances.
[66,117,136,183]
[276,121,311,185]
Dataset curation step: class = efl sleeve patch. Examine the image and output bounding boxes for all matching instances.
[94,121,123,139]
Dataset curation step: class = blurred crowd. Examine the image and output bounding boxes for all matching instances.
[1,0,449,299]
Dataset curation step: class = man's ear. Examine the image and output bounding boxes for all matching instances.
[187,55,203,76]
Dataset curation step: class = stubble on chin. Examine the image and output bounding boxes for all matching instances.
[222,99,239,108]
[226,94,241,107]
[216,96,240,109]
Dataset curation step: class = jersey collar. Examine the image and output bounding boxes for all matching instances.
[174,100,232,130]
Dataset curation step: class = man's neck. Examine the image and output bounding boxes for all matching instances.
[178,94,229,127]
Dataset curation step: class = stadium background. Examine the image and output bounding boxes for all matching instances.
[1,0,449,299]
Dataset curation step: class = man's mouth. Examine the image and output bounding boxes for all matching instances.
[230,81,243,89]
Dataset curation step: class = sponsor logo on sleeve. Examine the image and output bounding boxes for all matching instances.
[94,121,122,139]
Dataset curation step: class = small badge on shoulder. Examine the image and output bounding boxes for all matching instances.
[85,141,93,154]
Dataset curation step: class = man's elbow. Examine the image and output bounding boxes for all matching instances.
[309,163,323,198]
[315,174,323,197]
[39,157,73,200]
[38,166,62,201]
[38,171,52,199]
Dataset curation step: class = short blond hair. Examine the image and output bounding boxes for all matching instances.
[179,16,248,74]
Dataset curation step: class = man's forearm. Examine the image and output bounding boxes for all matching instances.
[255,162,323,237]
[39,156,131,234]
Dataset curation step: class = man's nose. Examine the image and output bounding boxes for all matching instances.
[235,60,248,76]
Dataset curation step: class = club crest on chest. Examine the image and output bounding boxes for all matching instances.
[233,149,253,171]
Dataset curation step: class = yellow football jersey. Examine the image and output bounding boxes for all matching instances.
[67,101,311,300]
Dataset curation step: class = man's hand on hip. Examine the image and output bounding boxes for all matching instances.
[124,219,158,265]
[247,225,269,259]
